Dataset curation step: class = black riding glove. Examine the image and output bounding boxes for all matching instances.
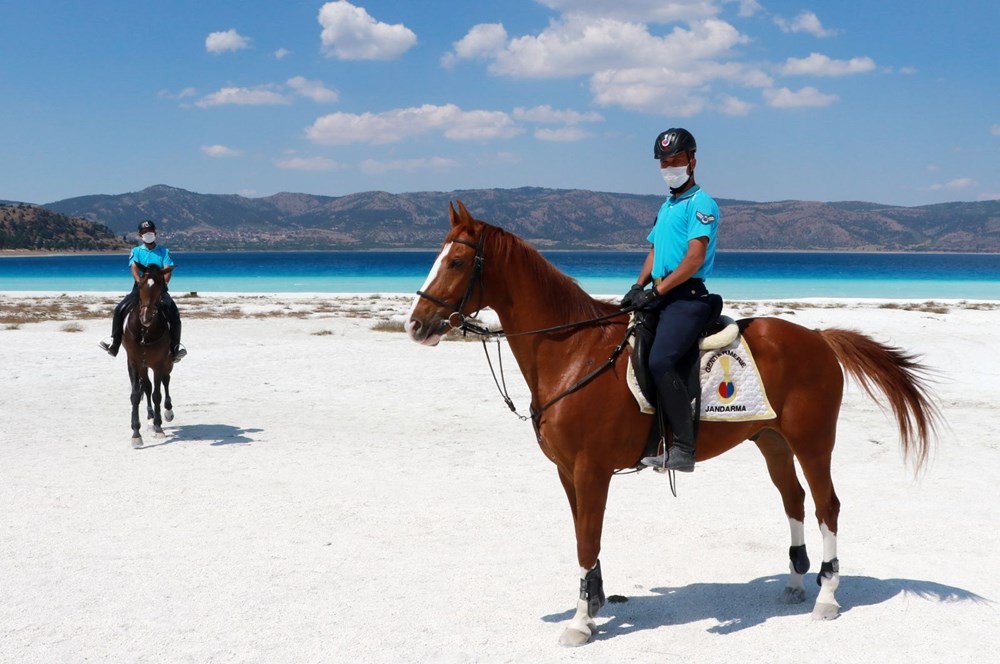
[620,283,646,309]
[633,288,661,311]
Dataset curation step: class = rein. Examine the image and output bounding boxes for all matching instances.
[414,234,641,422]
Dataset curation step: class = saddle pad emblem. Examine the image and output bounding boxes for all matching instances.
[700,337,776,421]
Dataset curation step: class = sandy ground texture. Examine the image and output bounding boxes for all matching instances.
[1,293,999,663]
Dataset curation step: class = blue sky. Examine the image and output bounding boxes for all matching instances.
[1,0,997,207]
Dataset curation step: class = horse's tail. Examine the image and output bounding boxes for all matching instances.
[818,328,941,472]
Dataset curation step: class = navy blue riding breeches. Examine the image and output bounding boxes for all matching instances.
[648,280,713,389]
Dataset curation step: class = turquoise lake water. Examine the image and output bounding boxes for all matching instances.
[1,250,997,299]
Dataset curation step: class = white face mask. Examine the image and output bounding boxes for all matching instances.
[141,232,156,244]
[661,165,690,190]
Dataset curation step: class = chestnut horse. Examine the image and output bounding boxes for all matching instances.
[122,264,175,448]
[406,202,940,646]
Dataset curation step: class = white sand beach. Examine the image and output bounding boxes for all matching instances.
[1,293,998,663]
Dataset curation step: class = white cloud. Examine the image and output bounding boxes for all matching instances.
[781,53,876,77]
[719,94,753,115]
[158,87,197,100]
[764,86,838,108]
[734,0,763,17]
[274,157,342,171]
[318,1,417,60]
[512,105,603,124]
[774,11,836,37]
[305,104,522,145]
[534,127,591,142]
[535,0,720,23]
[275,48,291,60]
[201,144,242,157]
[286,77,339,103]
[442,23,508,68]
[589,61,771,115]
[360,157,459,174]
[991,124,1000,136]
[206,29,251,54]
[196,86,291,108]
[483,17,748,78]
[929,177,975,191]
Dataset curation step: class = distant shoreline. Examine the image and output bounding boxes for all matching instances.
[2,247,998,257]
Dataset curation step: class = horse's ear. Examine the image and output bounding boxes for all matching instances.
[455,199,471,223]
[448,201,458,228]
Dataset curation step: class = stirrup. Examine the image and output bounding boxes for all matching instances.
[641,453,667,468]
[172,345,187,362]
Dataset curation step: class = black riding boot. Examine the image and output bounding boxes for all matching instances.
[168,313,185,362]
[642,372,697,472]
[99,299,129,357]
[160,292,186,362]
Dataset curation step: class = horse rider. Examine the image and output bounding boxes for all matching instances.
[620,128,720,472]
[99,219,186,362]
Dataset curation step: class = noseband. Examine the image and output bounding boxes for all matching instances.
[415,237,486,332]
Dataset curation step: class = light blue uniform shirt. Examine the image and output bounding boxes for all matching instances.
[646,185,720,280]
[129,245,174,270]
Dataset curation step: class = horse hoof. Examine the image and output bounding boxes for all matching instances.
[782,586,807,604]
[559,626,592,647]
[164,410,174,422]
[131,437,143,449]
[811,602,840,621]
[154,431,166,439]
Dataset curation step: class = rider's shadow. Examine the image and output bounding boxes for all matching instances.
[145,423,264,447]
[542,575,989,639]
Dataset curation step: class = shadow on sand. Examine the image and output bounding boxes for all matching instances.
[141,423,263,448]
[542,574,991,639]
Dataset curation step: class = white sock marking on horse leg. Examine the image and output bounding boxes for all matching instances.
[815,523,840,614]
[787,518,807,591]
[564,566,595,641]
[406,243,451,338]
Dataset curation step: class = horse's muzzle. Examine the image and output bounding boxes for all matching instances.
[406,316,448,346]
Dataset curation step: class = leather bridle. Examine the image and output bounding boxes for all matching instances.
[415,236,487,333]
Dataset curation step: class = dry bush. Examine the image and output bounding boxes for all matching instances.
[61,323,83,332]
[371,319,405,333]
[311,329,334,336]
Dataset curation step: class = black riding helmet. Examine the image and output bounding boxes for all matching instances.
[654,128,697,159]
[138,219,156,233]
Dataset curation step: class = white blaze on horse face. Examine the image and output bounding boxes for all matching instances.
[147,278,154,288]
[406,242,452,343]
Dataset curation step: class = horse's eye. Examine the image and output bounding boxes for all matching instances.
[449,259,464,269]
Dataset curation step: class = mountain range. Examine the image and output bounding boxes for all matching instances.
[6,185,999,252]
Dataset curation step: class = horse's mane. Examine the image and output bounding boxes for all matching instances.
[481,223,619,322]
[138,263,163,279]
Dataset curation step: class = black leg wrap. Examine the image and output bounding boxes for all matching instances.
[817,558,839,586]
[789,544,810,575]
[579,560,606,619]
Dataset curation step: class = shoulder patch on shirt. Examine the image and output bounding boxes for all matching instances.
[696,211,716,224]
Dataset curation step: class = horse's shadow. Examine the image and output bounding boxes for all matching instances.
[542,574,990,639]
[142,423,263,447]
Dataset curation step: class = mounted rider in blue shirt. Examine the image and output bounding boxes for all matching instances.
[99,219,186,362]
[620,128,720,473]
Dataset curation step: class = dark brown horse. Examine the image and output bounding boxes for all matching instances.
[406,202,940,646]
[122,264,175,448]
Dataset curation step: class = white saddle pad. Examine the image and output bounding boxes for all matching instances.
[627,336,776,423]
[699,337,776,422]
